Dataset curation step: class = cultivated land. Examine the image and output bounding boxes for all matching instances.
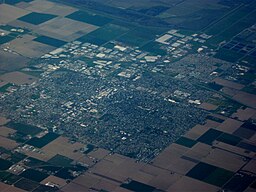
[0,0,256,192]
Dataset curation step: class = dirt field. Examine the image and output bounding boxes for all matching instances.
[94,179,119,191]
[8,34,55,58]
[73,172,120,191]
[25,0,77,16]
[8,19,38,31]
[0,126,16,137]
[15,2,31,9]
[199,102,218,111]
[42,136,84,161]
[184,142,213,161]
[232,108,256,121]
[35,17,99,42]
[0,51,30,72]
[80,151,183,191]
[61,182,89,192]
[73,173,101,189]
[217,118,243,133]
[0,183,10,192]
[233,91,256,108]
[0,4,30,24]
[147,172,181,191]
[0,81,8,88]
[0,182,27,192]
[221,87,239,97]
[204,119,221,128]
[0,117,9,126]
[0,71,38,85]
[167,176,219,192]
[214,78,245,90]
[102,158,142,182]
[213,142,254,158]
[242,159,256,173]
[41,175,67,188]
[76,155,95,167]
[152,144,189,170]
[113,187,132,192]
[87,148,110,160]
[0,135,19,150]
[185,124,210,140]
[202,148,246,172]
[21,148,56,162]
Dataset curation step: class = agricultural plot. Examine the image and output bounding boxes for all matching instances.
[6,122,42,136]
[25,0,77,16]
[0,71,38,85]
[47,154,73,167]
[8,34,56,58]
[5,0,33,5]
[33,35,67,47]
[20,169,49,182]
[66,10,112,26]
[26,132,59,148]
[208,2,256,41]
[141,41,167,56]
[18,12,57,25]
[175,137,197,148]
[0,3,30,24]
[117,27,165,47]
[77,23,129,45]
[157,0,234,31]
[0,35,14,45]
[92,0,182,10]
[35,17,99,42]
[186,162,234,187]
[205,2,256,35]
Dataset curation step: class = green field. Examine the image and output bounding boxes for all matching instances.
[8,152,27,163]
[1,34,25,44]
[175,137,197,148]
[88,24,129,41]
[26,132,59,148]
[186,162,234,187]
[20,169,49,182]
[206,2,256,45]
[24,157,48,167]
[204,168,234,187]
[205,5,252,35]
[5,0,33,5]
[78,23,129,45]
[0,171,11,181]
[34,36,67,47]
[66,10,112,26]
[141,41,167,56]
[117,27,165,47]
[2,173,22,185]
[18,12,57,25]
[0,158,12,170]
[6,122,42,136]
[77,35,107,45]
[197,129,223,145]
[0,35,15,45]
[0,83,13,92]
[0,25,29,45]
[242,85,256,94]
[47,154,73,167]
[216,133,241,146]
[214,48,244,63]
[14,178,39,191]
